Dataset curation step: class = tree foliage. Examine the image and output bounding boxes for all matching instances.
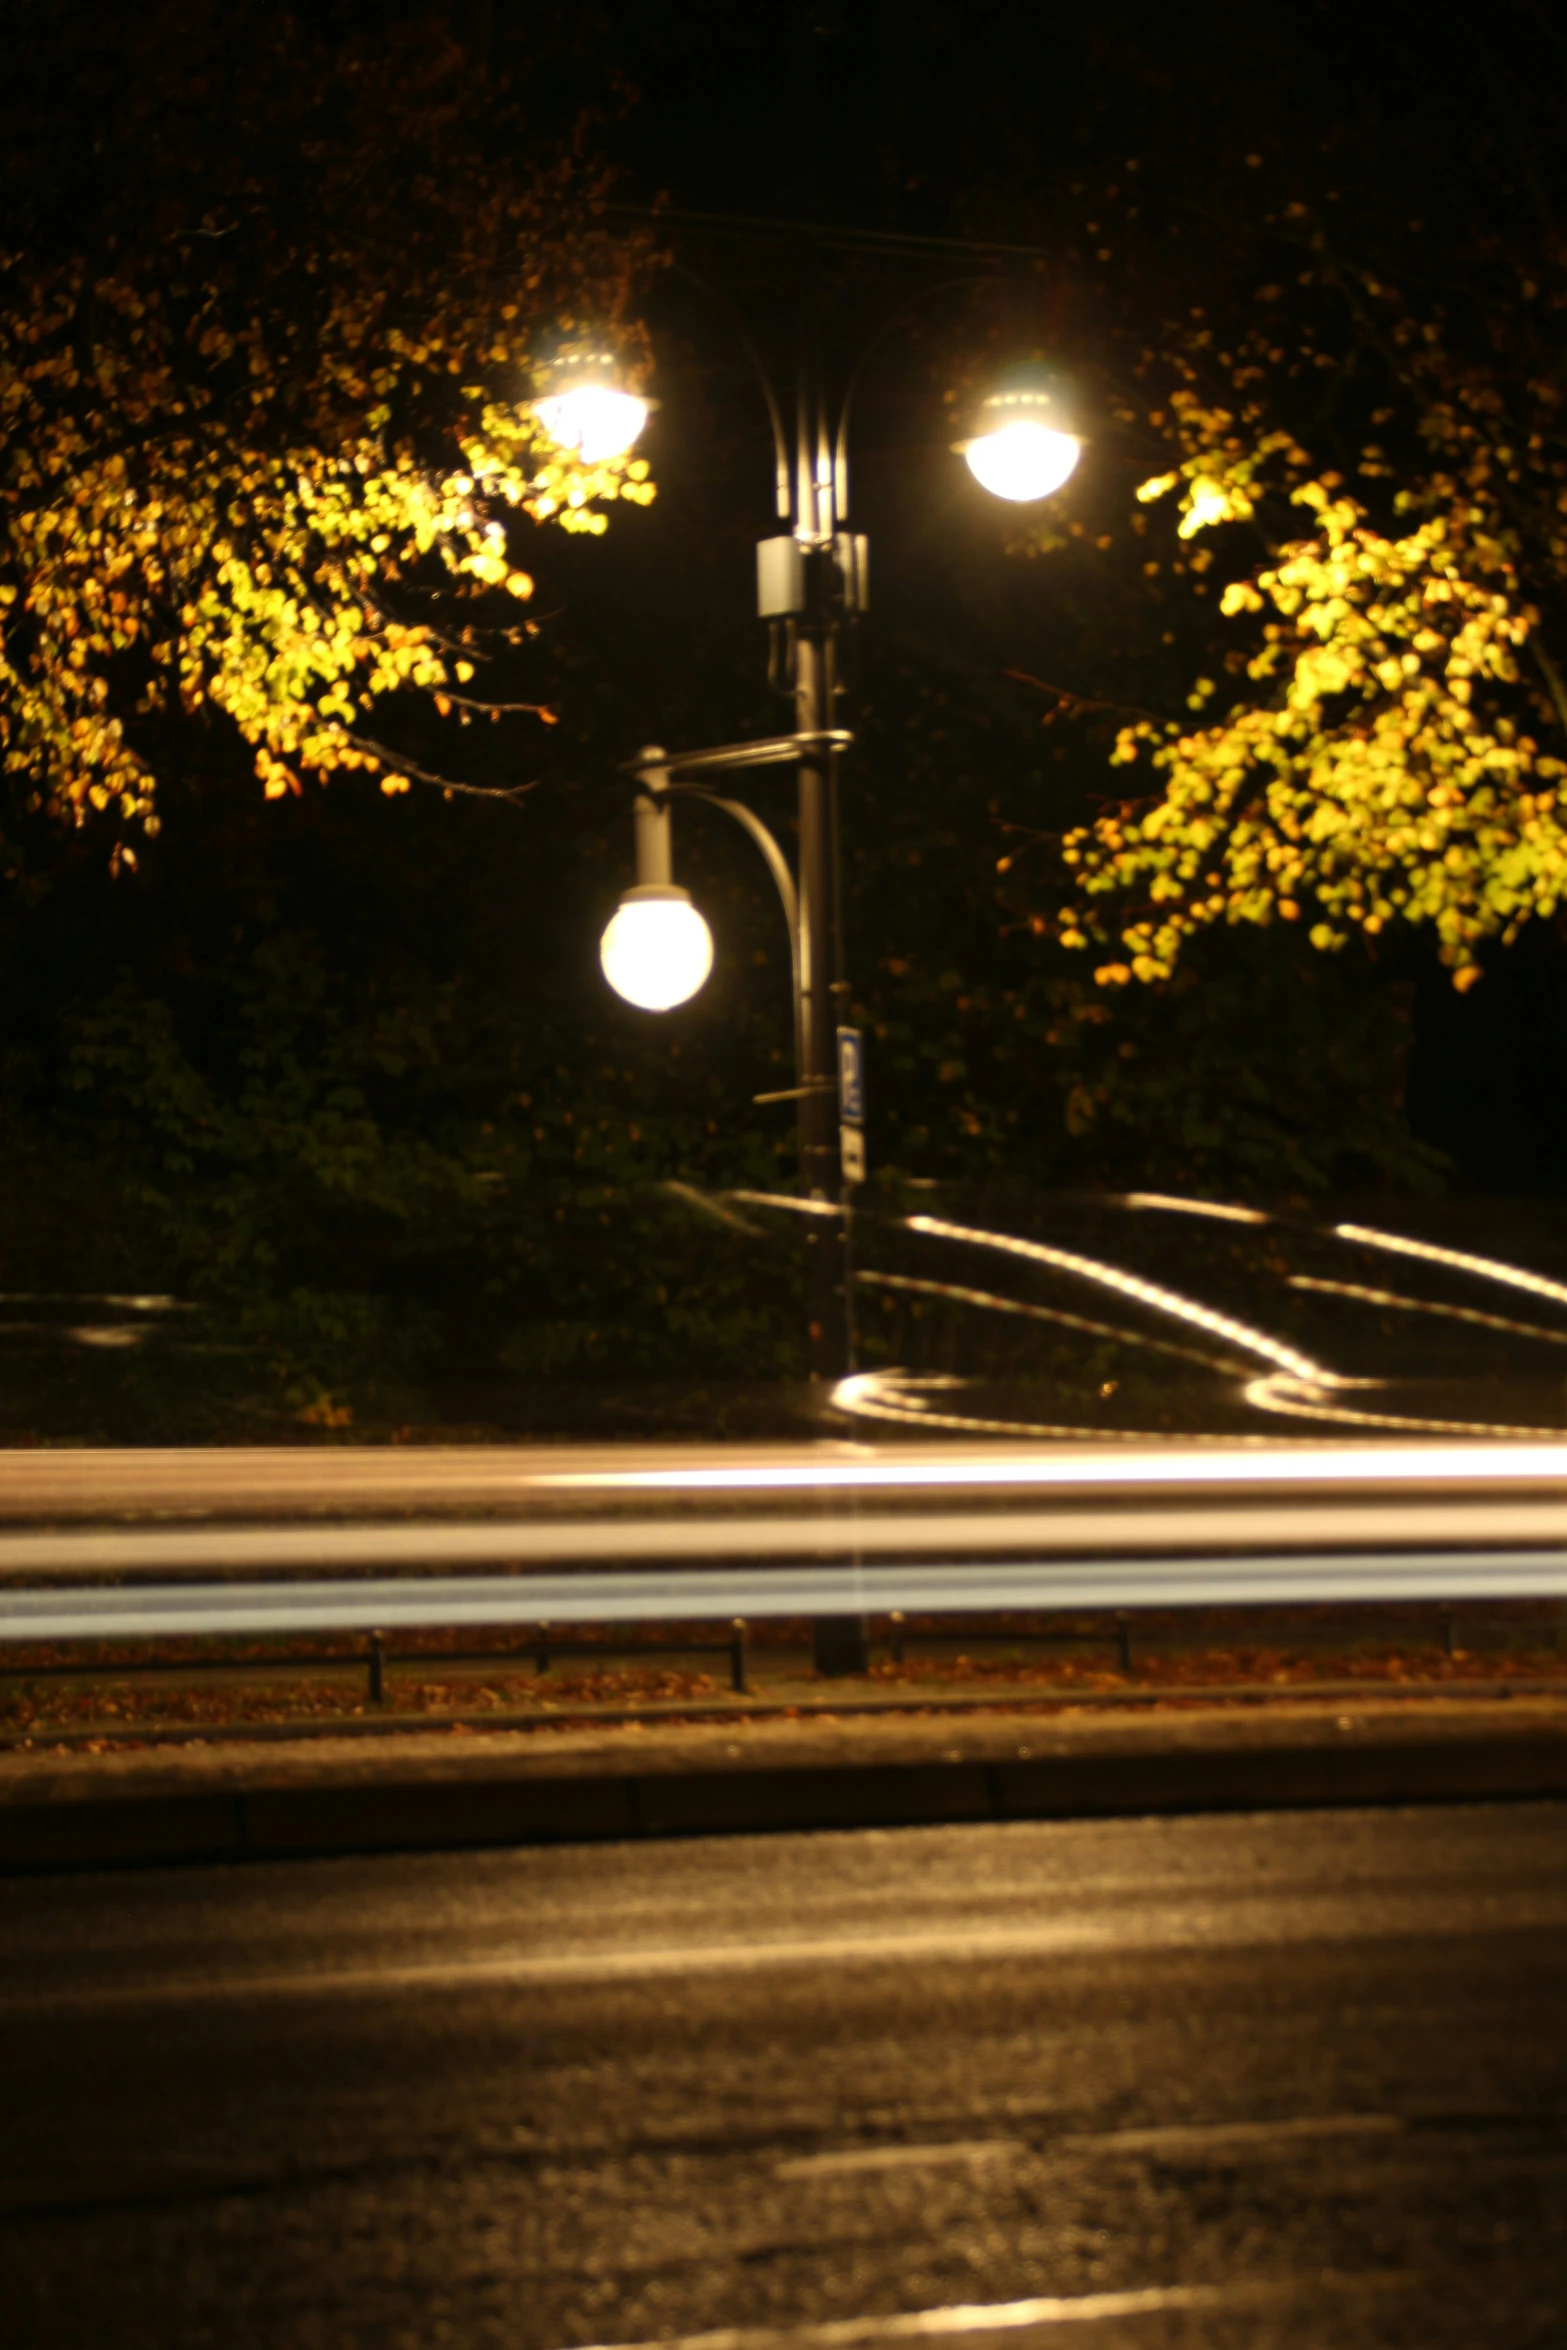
[0,3,653,846]
[0,757,806,1440]
[1046,187,1567,990]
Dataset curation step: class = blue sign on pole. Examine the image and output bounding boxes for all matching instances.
[837,1027,866,1125]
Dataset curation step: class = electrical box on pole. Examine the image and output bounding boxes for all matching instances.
[756,536,806,617]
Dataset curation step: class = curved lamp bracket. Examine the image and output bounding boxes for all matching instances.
[628,736,854,1081]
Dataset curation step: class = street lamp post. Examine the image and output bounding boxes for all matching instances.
[543,243,1082,1672]
[597,350,874,1378]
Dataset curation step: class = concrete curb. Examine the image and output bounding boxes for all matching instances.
[3,1698,1566,1871]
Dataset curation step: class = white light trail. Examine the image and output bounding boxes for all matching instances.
[1288,1276,1567,1346]
[904,1214,1332,1382]
[1335,1223,1567,1313]
[838,1368,1566,1447]
[663,1181,764,1234]
[11,1496,1567,1591]
[7,1442,1567,1522]
[828,1370,1146,1442]
[11,1546,1567,1639]
[727,1190,844,1220]
[1119,1194,1270,1225]
[541,1443,1567,1492]
[1243,1374,1566,1441]
[854,1271,1241,1370]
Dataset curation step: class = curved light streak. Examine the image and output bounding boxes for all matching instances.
[1288,1275,1567,1347]
[829,1370,1153,1442]
[1243,1373,1565,1441]
[855,1270,1243,1371]
[1335,1223,1567,1313]
[904,1214,1334,1383]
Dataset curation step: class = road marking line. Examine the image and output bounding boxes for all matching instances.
[577,2273,1409,2349]
[1057,2112,1404,2155]
[775,2140,1025,2179]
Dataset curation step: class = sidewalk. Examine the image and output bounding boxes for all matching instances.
[3,1691,1566,1871]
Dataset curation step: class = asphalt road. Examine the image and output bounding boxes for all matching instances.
[2,1804,1565,2349]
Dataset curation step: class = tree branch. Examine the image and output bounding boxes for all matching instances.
[1530,637,1567,744]
[1004,670,1166,724]
[345,736,536,803]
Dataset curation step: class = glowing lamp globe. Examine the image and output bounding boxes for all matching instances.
[959,376,1081,503]
[600,885,713,1011]
[534,383,650,464]
[965,417,1081,501]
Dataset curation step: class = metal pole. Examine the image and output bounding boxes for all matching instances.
[827,646,859,1382]
[792,300,845,1379]
[794,625,839,1375]
[795,301,868,1679]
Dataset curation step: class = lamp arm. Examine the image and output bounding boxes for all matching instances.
[629,749,803,968]
[672,263,793,523]
[628,745,805,1064]
[644,729,852,778]
[831,272,990,521]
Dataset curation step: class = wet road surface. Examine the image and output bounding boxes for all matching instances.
[2,1802,1565,2348]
